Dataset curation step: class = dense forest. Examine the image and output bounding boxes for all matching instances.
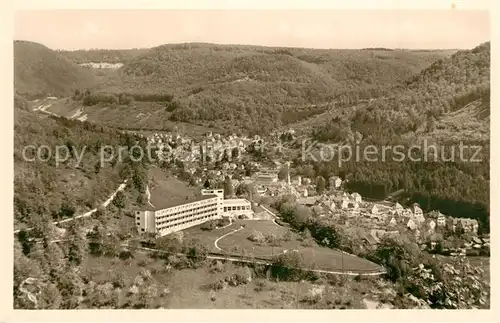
[311,42,490,143]
[59,48,150,64]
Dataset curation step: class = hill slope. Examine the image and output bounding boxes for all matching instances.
[302,42,490,143]
[14,41,98,99]
[14,107,150,230]
[93,43,454,133]
[59,48,150,64]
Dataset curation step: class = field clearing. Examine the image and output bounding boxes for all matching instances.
[167,265,369,309]
[83,254,374,309]
[29,97,225,135]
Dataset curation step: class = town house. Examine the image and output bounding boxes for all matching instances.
[437,212,446,227]
[351,192,362,203]
[406,218,417,230]
[329,176,342,190]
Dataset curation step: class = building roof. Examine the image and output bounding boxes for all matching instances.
[297,196,319,205]
[363,234,379,245]
[312,205,325,214]
[145,191,217,211]
[223,198,251,206]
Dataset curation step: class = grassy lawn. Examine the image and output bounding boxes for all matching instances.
[167,221,240,253]
[215,219,383,273]
[216,219,300,257]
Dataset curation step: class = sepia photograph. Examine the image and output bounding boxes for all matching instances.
[11,5,492,314]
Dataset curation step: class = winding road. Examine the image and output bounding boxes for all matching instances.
[259,204,286,227]
[14,179,128,234]
[214,226,244,251]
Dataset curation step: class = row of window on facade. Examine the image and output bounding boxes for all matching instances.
[159,214,216,230]
[223,205,251,212]
[136,213,217,229]
[156,208,217,221]
[155,203,218,217]
[157,212,218,226]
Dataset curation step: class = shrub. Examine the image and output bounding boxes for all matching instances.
[248,230,266,243]
[270,252,305,281]
[118,93,134,105]
[111,272,126,288]
[165,101,181,112]
[167,254,190,270]
[265,233,282,246]
[83,93,119,106]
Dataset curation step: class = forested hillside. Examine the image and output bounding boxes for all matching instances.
[309,42,490,144]
[93,43,453,133]
[14,107,150,230]
[299,42,490,231]
[59,48,150,64]
[14,41,98,99]
[14,41,454,134]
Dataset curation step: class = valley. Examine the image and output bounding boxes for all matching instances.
[13,38,490,310]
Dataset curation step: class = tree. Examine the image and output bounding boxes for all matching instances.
[426,115,437,133]
[278,167,288,181]
[18,230,35,256]
[231,147,239,160]
[136,284,158,309]
[88,227,104,256]
[221,149,230,163]
[270,252,305,281]
[136,193,145,206]
[67,225,87,266]
[102,233,120,257]
[45,243,66,281]
[223,176,234,198]
[128,239,139,254]
[57,269,85,309]
[38,283,63,309]
[186,243,208,268]
[94,161,101,174]
[113,190,126,211]
[316,176,326,194]
[367,237,420,282]
[93,206,107,224]
[14,242,42,288]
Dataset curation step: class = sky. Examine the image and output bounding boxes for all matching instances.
[14,10,490,50]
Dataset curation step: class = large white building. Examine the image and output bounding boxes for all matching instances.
[223,198,253,219]
[135,188,253,237]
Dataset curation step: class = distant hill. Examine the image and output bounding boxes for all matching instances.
[14,41,98,99]
[90,43,454,133]
[302,42,490,143]
[15,41,457,134]
[59,48,150,64]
